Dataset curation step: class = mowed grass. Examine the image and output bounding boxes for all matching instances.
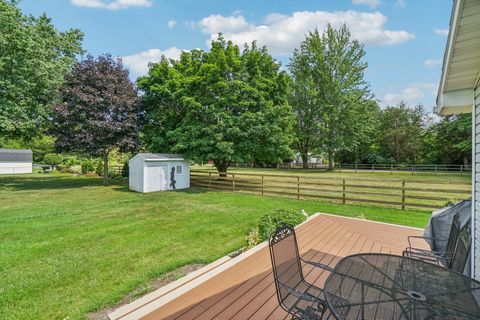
[0,174,431,319]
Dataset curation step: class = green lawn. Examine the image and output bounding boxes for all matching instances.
[0,174,431,319]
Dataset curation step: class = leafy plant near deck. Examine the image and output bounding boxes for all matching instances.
[258,208,307,240]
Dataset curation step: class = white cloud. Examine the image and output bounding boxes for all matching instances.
[70,0,152,10]
[395,0,406,8]
[196,11,415,55]
[434,28,449,36]
[198,14,249,33]
[352,0,381,8]
[122,47,183,76]
[382,82,437,106]
[424,59,442,68]
[168,20,177,29]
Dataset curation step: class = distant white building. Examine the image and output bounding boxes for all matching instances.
[0,148,33,174]
[294,153,323,165]
[128,153,190,193]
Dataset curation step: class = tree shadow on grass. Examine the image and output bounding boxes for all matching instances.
[0,174,117,191]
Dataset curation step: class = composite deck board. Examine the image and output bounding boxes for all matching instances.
[121,214,427,320]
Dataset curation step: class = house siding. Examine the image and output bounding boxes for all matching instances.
[474,79,480,280]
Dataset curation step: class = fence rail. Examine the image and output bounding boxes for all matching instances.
[190,170,471,211]
[336,163,471,175]
[222,162,472,174]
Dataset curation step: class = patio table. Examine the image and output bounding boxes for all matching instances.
[324,253,480,320]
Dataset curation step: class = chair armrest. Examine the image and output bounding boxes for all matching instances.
[300,258,334,272]
[407,236,447,250]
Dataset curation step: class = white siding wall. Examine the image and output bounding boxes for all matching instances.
[474,80,480,280]
[0,162,32,174]
[129,156,144,192]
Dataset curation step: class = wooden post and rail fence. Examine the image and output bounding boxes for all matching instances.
[190,170,471,211]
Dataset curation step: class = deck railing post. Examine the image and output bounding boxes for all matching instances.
[297,176,300,200]
[342,179,346,204]
[402,180,406,210]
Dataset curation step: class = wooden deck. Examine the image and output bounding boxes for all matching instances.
[109,214,428,320]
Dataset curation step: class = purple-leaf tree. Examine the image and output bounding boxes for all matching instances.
[52,54,141,185]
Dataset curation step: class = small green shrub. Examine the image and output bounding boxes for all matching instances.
[121,160,129,177]
[245,227,262,249]
[81,159,96,174]
[257,208,307,241]
[63,155,81,166]
[95,161,104,176]
[68,165,82,174]
[43,153,64,166]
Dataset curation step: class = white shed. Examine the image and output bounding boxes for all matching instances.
[128,153,190,193]
[0,148,33,174]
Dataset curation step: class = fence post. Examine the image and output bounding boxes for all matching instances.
[411,165,414,175]
[402,180,405,210]
[435,165,437,175]
[232,173,236,192]
[261,175,264,196]
[460,165,463,175]
[355,163,357,173]
[339,163,342,172]
[208,172,212,188]
[297,176,300,200]
[391,164,393,175]
[372,164,374,173]
[342,179,346,204]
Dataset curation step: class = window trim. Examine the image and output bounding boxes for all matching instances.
[175,164,183,175]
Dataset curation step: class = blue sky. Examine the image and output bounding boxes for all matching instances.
[20,0,452,111]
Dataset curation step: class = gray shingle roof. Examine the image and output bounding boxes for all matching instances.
[0,148,33,162]
[138,153,185,161]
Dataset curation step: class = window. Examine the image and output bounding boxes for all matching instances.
[176,164,183,175]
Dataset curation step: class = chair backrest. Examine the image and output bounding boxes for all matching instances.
[269,225,304,308]
[450,223,471,273]
[445,213,461,265]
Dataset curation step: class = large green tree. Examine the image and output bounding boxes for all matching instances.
[139,36,294,174]
[290,25,376,169]
[378,102,425,163]
[0,0,83,140]
[422,113,471,165]
[51,55,141,185]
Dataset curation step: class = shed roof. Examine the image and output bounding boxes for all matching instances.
[0,148,33,162]
[135,153,185,162]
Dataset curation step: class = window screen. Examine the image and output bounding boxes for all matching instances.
[176,165,183,175]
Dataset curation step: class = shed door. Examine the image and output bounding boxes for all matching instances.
[147,164,167,192]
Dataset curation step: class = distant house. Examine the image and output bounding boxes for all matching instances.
[0,148,33,174]
[128,153,190,193]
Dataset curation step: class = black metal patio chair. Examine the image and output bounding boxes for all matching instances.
[450,224,472,273]
[269,224,334,320]
[403,212,461,267]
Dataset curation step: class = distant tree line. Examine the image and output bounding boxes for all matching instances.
[336,103,471,166]
[0,0,471,183]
